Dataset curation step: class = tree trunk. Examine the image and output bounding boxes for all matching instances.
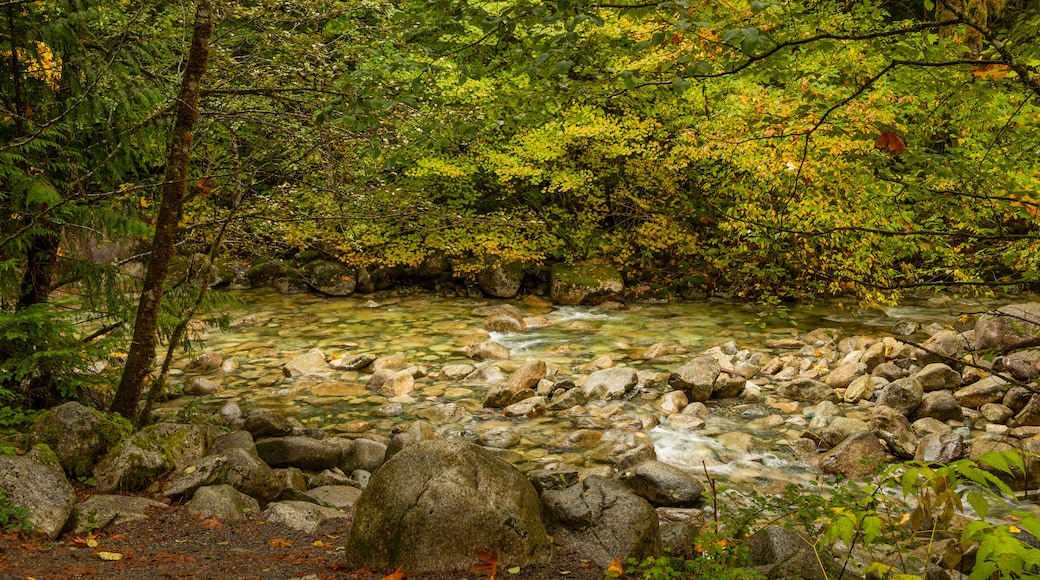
[110,0,213,419]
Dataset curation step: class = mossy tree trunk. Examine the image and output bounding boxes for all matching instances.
[110,0,213,420]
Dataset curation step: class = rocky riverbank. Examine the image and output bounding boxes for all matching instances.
[4,299,1040,578]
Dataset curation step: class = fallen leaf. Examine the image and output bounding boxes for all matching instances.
[507,566,521,574]
[268,538,293,548]
[201,517,223,529]
[98,551,123,561]
[606,557,624,577]
[69,536,88,547]
[86,538,98,548]
[1010,525,1022,533]
[175,539,189,543]
[875,130,906,155]
[313,539,331,548]
[380,566,407,580]
[470,549,498,579]
[109,534,126,541]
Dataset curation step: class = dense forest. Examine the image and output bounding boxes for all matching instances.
[2,0,1039,415]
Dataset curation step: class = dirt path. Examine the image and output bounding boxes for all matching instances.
[0,502,606,580]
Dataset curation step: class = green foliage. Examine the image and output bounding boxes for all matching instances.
[0,489,33,534]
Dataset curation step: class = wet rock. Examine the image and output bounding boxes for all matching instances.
[620,460,704,508]
[547,387,587,411]
[975,303,1040,351]
[185,352,223,374]
[542,475,660,567]
[465,340,510,361]
[439,364,474,380]
[503,396,547,418]
[283,348,328,377]
[713,373,748,399]
[582,367,638,401]
[185,485,259,523]
[255,436,342,470]
[843,375,877,403]
[611,443,657,471]
[28,401,126,480]
[186,376,222,395]
[484,313,525,333]
[871,405,918,459]
[657,390,689,414]
[553,429,604,450]
[416,402,470,424]
[667,415,706,431]
[346,439,552,572]
[818,431,887,479]
[914,432,965,463]
[776,378,838,403]
[954,376,1008,408]
[913,391,964,422]
[263,500,350,534]
[476,258,524,298]
[861,342,887,370]
[872,362,908,381]
[876,376,924,416]
[0,445,75,539]
[477,424,522,449]
[915,363,962,392]
[377,370,415,397]
[505,360,547,392]
[331,353,377,371]
[385,421,439,460]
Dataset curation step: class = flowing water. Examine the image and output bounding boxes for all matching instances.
[158,289,1002,491]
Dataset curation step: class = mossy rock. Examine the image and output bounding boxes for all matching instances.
[29,402,131,480]
[245,259,293,288]
[549,261,624,305]
[303,260,357,296]
[93,422,217,493]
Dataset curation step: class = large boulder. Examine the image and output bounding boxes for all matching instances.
[94,423,214,493]
[582,367,638,401]
[163,448,281,503]
[549,261,624,305]
[0,445,75,539]
[668,356,720,402]
[476,257,525,298]
[303,260,357,296]
[776,379,838,404]
[28,401,128,479]
[541,475,661,566]
[975,303,1040,351]
[747,525,837,580]
[818,431,887,479]
[620,460,704,508]
[875,376,923,416]
[345,439,551,572]
[255,436,343,470]
[69,495,167,534]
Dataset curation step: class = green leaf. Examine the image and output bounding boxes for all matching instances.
[966,491,989,521]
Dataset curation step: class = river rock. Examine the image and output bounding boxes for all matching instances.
[503,396,547,418]
[506,360,547,391]
[477,424,522,449]
[255,436,342,470]
[975,303,1040,351]
[346,439,551,572]
[282,348,328,377]
[549,261,625,305]
[185,352,223,374]
[658,390,689,414]
[185,485,259,523]
[466,340,510,361]
[186,376,222,395]
[416,402,470,424]
[914,432,964,463]
[860,341,887,370]
[0,445,75,538]
[914,363,962,392]
[620,460,704,508]
[748,525,836,580]
[384,421,440,460]
[28,401,126,480]
[1004,385,1033,412]
[1011,395,1040,427]
[484,313,526,333]
[476,258,524,298]
[582,367,638,401]
[69,494,167,534]
[917,329,972,364]
[305,485,363,511]
[776,378,838,403]
[303,260,357,296]
[331,353,377,371]
[875,376,923,416]
[542,475,661,566]
[872,362,907,381]
[338,438,387,474]
[713,373,747,399]
[997,349,1040,381]
[825,363,867,389]
[818,431,887,479]
[954,375,1008,408]
[668,356,719,402]
[913,391,964,422]
[242,410,294,439]
[263,500,350,534]
[820,417,870,448]
[94,423,214,493]
[981,403,1014,424]
[870,405,918,459]
[843,375,876,403]
[164,447,281,503]
[377,370,415,397]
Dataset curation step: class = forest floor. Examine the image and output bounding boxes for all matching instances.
[0,488,606,580]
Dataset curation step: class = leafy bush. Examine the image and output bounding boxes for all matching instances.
[0,489,33,534]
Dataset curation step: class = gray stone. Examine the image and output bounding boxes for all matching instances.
[94,423,214,493]
[819,417,870,449]
[872,362,908,381]
[913,391,964,422]
[303,260,357,296]
[503,396,547,418]
[620,460,704,508]
[282,348,328,377]
[870,405,919,459]
[70,494,167,534]
[998,349,1040,381]
[211,430,256,456]
[582,367,638,401]
[713,373,747,399]
[255,436,342,470]
[0,445,75,538]
[465,340,510,361]
[818,431,887,479]
[611,443,658,471]
[1012,395,1040,427]
[526,468,580,493]
[911,417,952,437]
[843,375,877,403]
[776,378,838,403]
[975,303,1040,351]
[549,261,625,305]
[332,353,377,371]
[914,433,965,464]
[954,376,1008,408]
[164,448,281,503]
[242,410,294,439]
[825,363,867,389]
[262,501,350,534]
[748,525,835,580]
[876,376,924,416]
[542,475,661,567]
[384,421,439,460]
[185,376,222,395]
[1005,386,1034,412]
[346,439,551,572]
[185,485,260,523]
[184,352,223,374]
[918,330,972,364]
[915,363,962,392]
[861,341,887,370]
[476,258,524,298]
[547,387,587,411]
[305,485,363,511]
[668,356,720,402]
[484,313,525,333]
[415,402,470,424]
[28,401,126,480]
[981,403,1014,424]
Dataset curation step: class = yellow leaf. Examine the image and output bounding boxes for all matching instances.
[86,538,98,548]
[1010,525,1021,533]
[606,556,624,577]
[98,551,123,561]
[185,466,197,474]
[380,566,407,580]
[268,538,293,548]
[899,512,911,525]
